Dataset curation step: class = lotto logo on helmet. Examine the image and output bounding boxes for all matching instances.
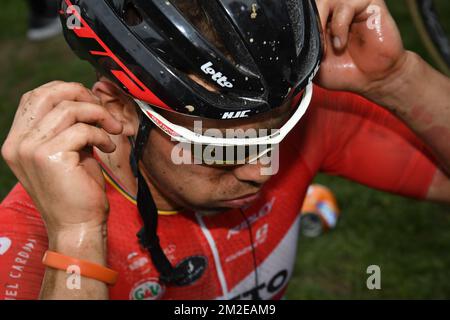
[201,62,234,88]
[129,278,165,300]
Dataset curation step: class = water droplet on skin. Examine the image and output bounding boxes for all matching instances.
[48,152,64,163]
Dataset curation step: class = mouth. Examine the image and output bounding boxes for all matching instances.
[220,192,262,209]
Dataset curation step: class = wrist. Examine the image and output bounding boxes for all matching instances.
[362,51,422,111]
[47,224,107,265]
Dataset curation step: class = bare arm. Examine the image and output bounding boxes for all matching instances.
[427,170,450,203]
[365,52,450,203]
[39,226,108,300]
[1,82,123,299]
[315,0,450,202]
[366,52,450,176]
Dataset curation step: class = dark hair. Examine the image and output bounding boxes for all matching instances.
[124,0,229,57]
[171,1,224,50]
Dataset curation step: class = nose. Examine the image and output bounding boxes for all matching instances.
[231,162,273,186]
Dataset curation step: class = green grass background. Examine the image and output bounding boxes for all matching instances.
[0,0,449,299]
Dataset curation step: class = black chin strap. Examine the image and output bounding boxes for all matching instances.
[132,114,188,286]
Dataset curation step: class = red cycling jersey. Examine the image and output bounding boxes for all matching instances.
[0,86,437,300]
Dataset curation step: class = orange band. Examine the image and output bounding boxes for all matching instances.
[42,251,118,285]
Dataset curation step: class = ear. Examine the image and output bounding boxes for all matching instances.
[92,80,139,137]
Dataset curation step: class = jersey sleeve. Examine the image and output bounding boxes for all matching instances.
[312,86,438,199]
[0,184,48,300]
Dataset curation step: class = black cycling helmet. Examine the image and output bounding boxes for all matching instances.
[60,0,322,120]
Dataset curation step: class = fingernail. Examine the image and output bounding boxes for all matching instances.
[333,36,342,49]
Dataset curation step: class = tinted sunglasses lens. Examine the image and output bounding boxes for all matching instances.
[190,144,273,166]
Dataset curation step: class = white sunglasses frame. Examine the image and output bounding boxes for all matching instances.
[134,82,313,147]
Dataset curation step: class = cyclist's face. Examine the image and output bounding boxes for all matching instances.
[94,77,290,211]
[140,104,291,211]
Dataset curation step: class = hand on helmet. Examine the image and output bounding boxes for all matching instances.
[1,82,123,237]
[315,0,406,94]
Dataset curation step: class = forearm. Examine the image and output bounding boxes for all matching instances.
[39,225,109,300]
[366,51,450,175]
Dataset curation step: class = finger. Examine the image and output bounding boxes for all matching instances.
[330,3,356,50]
[48,123,117,154]
[31,101,123,142]
[315,0,334,61]
[13,82,101,133]
[315,0,332,35]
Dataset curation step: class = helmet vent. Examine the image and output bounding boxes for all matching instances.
[285,0,304,56]
[170,0,235,63]
[123,1,143,26]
